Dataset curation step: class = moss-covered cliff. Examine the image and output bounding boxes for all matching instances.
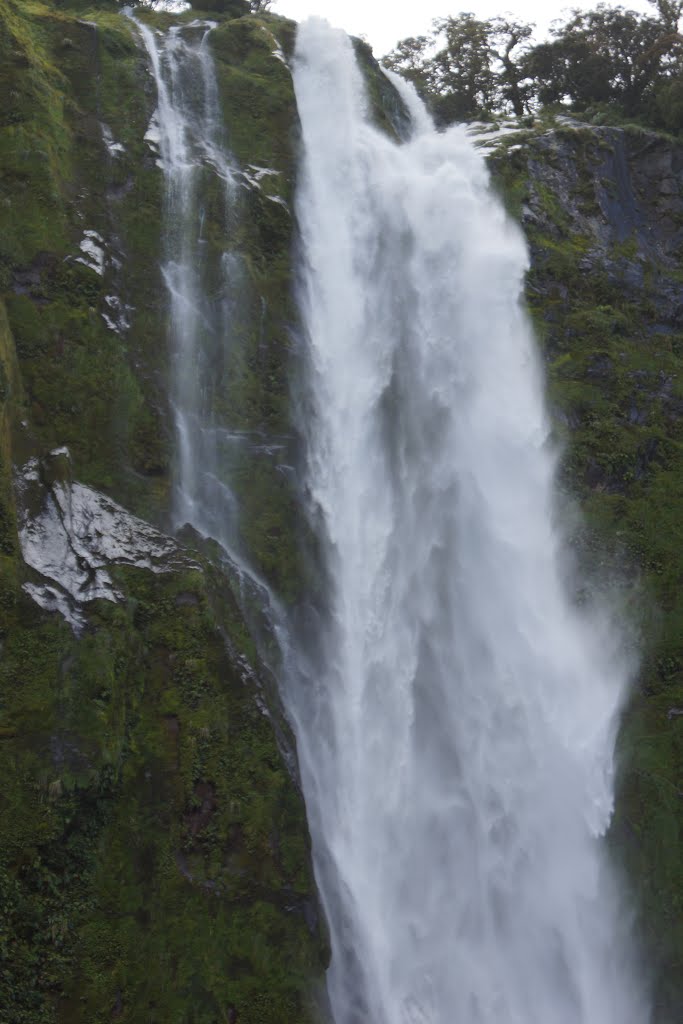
[487,116,683,1020]
[0,1,327,1021]
[2,0,683,1020]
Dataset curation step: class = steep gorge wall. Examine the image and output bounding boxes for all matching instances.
[1,2,682,1022]
[491,119,683,1020]
[0,3,327,1022]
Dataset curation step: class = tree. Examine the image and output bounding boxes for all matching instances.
[382,35,432,96]
[648,0,683,33]
[189,0,249,11]
[489,17,534,117]
[384,13,534,123]
[527,3,683,116]
[524,31,613,109]
[431,14,497,122]
[384,3,683,129]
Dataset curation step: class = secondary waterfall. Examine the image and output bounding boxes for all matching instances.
[289,19,648,1024]
[134,14,243,553]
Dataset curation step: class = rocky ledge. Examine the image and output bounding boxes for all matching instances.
[16,446,195,632]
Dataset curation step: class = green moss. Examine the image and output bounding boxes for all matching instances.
[197,15,316,601]
[353,36,410,140]
[0,0,172,519]
[491,147,529,219]
[491,124,683,1017]
[0,2,74,268]
[211,17,298,189]
[0,301,20,556]
[0,6,325,1021]
[0,549,325,1023]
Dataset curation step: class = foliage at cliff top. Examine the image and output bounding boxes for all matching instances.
[125,0,277,12]
[384,0,683,131]
[50,0,276,11]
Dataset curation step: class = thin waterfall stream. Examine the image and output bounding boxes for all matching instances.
[133,12,648,1024]
[133,12,244,555]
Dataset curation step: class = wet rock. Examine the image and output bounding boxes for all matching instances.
[16,446,196,632]
[521,203,538,225]
[628,404,648,426]
[11,252,53,303]
[635,437,660,480]
[587,353,614,379]
[493,121,683,332]
[184,781,217,836]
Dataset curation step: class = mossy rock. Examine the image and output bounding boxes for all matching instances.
[0,520,326,1023]
[0,5,327,1021]
[490,120,683,1019]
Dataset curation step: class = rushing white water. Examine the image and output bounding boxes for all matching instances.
[289,19,648,1024]
[134,15,244,551]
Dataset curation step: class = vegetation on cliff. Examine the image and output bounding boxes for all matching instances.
[1,0,682,1021]
[0,1,326,1021]
[483,114,683,1021]
[384,1,683,131]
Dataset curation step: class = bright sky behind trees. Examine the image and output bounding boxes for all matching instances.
[276,0,655,56]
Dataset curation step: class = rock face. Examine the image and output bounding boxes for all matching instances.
[522,125,683,324]
[17,447,192,631]
[0,3,326,1022]
[1,0,682,1020]
[489,117,683,1021]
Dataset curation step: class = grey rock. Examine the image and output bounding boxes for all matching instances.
[22,581,86,632]
[489,119,683,333]
[16,447,196,633]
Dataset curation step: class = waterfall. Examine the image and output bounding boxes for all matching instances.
[133,14,243,552]
[132,11,648,1022]
[288,19,648,1024]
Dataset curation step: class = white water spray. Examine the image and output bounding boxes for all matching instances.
[289,19,648,1024]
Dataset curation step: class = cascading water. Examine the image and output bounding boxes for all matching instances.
[133,14,243,552]
[131,11,647,1021]
[288,19,648,1024]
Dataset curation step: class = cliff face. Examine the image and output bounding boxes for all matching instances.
[1,2,682,1022]
[489,118,683,1020]
[0,2,327,1022]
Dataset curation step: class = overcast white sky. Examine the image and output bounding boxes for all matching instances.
[276,0,654,56]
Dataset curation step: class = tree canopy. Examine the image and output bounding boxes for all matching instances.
[103,0,275,13]
[383,2,683,131]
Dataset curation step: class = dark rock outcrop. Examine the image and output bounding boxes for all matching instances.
[489,115,683,1021]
